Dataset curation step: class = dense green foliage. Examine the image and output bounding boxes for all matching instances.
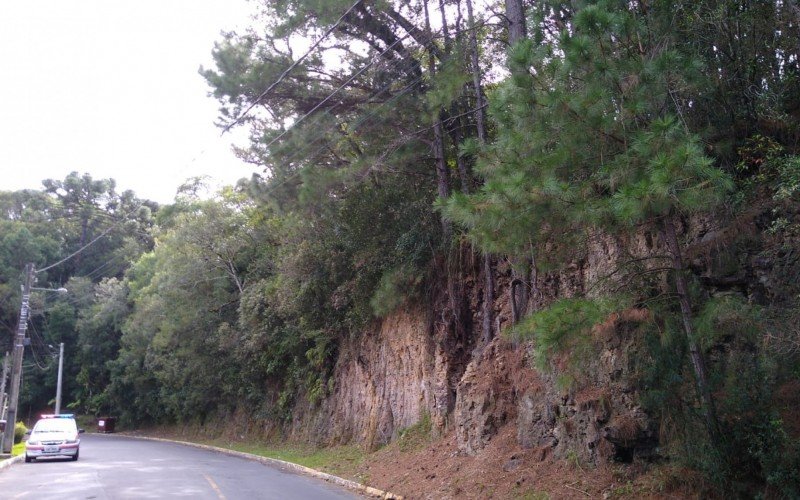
[0,173,155,417]
[513,296,630,372]
[13,421,27,444]
[639,297,800,496]
[1,0,798,494]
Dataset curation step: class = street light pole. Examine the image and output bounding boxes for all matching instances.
[55,343,64,415]
[1,263,35,454]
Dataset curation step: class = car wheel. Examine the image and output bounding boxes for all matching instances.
[25,455,32,463]
[72,450,79,461]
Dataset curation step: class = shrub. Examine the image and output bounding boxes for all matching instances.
[397,412,432,452]
[370,265,423,317]
[512,296,631,374]
[14,421,28,444]
[640,297,800,496]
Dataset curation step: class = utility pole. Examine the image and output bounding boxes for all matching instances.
[0,353,9,418]
[0,352,9,452]
[2,263,35,454]
[55,343,64,415]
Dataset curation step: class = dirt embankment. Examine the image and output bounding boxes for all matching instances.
[356,423,711,499]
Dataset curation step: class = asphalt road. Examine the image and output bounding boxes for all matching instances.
[0,434,360,499]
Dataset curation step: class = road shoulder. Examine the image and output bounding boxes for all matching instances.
[0,454,23,472]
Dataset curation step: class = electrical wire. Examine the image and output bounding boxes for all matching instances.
[254,67,424,178]
[258,32,414,152]
[254,79,492,205]
[223,0,366,133]
[36,201,148,274]
[25,320,54,371]
[218,17,500,204]
[230,30,425,163]
[82,256,130,282]
[231,26,447,198]
[219,9,483,184]
[252,72,428,199]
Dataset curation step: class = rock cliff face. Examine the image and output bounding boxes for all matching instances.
[295,206,795,464]
[320,308,437,449]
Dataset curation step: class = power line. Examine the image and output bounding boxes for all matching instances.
[219,16,502,204]
[36,202,148,274]
[83,255,130,281]
[259,32,414,152]
[222,0,365,133]
[237,64,427,204]
[26,312,57,371]
[268,25,494,181]
[254,72,428,198]
[233,18,467,161]
[235,26,446,199]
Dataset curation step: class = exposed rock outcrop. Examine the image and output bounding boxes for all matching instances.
[293,205,795,465]
[295,307,437,448]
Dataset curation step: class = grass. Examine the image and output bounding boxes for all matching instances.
[11,442,24,456]
[75,414,97,431]
[396,412,432,452]
[517,491,551,500]
[205,440,366,479]
[143,417,427,483]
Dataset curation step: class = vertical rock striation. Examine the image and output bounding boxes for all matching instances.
[294,207,794,464]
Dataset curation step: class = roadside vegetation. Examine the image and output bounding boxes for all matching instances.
[1,0,798,495]
[222,442,366,478]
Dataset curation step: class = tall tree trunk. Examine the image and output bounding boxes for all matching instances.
[511,268,530,325]
[423,0,452,239]
[481,253,495,344]
[505,0,527,44]
[438,0,452,53]
[448,117,472,193]
[449,1,473,193]
[466,0,495,345]
[422,0,452,230]
[662,215,721,445]
[432,118,451,204]
[466,0,487,144]
[505,0,531,324]
[529,253,540,309]
[423,0,460,341]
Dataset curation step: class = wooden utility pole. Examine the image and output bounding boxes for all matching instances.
[2,263,35,453]
[0,352,9,453]
[0,353,9,418]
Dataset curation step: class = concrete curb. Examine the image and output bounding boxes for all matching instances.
[94,433,402,499]
[0,453,24,473]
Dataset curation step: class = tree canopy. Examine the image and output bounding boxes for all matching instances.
[2,0,799,494]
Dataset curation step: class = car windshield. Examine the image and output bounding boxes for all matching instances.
[33,419,76,433]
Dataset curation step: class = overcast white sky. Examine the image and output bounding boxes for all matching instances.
[0,0,257,204]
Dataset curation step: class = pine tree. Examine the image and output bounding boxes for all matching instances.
[444,0,733,442]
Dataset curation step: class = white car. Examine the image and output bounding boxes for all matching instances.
[24,414,84,462]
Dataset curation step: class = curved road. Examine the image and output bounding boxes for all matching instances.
[0,434,359,499]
